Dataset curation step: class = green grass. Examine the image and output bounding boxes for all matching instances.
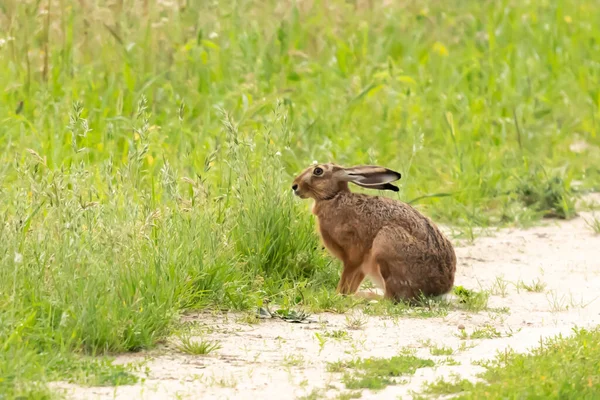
[453,286,491,311]
[429,345,455,356]
[297,389,323,400]
[456,324,515,340]
[174,334,221,355]
[324,330,349,340]
[517,278,547,293]
[1,0,599,397]
[283,354,305,368]
[419,327,600,399]
[335,391,363,400]
[328,351,435,391]
[584,215,600,234]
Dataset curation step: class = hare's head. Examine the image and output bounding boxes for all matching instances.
[292,163,401,201]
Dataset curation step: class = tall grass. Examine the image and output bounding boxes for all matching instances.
[1,0,599,396]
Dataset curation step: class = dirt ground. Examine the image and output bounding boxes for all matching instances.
[54,195,600,400]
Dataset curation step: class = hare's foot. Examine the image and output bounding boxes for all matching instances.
[355,290,383,301]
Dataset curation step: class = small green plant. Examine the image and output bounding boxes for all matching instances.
[274,308,312,322]
[314,332,328,354]
[283,354,305,367]
[429,345,454,356]
[487,306,511,314]
[237,312,261,325]
[453,286,490,311]
[584,216,600,234]
[49,356,142,387]
[457,324,503,340]
[207,375,238,388]
[516,278,547,293]
[335,391,363,400]
[457,342,477,352]
[328,351,434,391]
[304,290,361,314]
[514,169,576,219]
[470,326,502,339]
[420,376,475,395]
[324,329,350,340]
[297,389,323,400]
[546,290,569,312]
[175,334,222,355]
[345,313,368,330]
[490,277,509,297]
[439,357,461,366]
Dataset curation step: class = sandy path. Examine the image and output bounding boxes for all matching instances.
[54,196,600,400]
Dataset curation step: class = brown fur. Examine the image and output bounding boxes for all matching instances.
[292,163,456,302]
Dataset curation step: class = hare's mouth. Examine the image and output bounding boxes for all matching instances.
[293,188,308,199]
[294,190,308,199]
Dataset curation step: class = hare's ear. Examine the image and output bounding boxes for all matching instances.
[342,166,401,192]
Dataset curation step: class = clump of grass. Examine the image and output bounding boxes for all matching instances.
[237,312,262,325]
[469,326,502,340]
[314,332,328,354]
[328,351,434,391]
[335,391,363,400]
[514,169,577,219]
[429,345,454,356]
[303,290,361,314]
[324,330,350,340]
[278,309,312,322]
[490,277,510,297]
[546,290,570,312]
[345,313,368,330]
[174,334,222,355]
[420,376,475,396]
[456,324,513,340]
[363,296,451,318]
[207,375,238,388]
[453,286,490,312]
[584,216,600,234]
[439,357,461,366]
[283,354,305,368]
[48,356,142,387]
[297,389,323,400]
[419,327,600,399]
[516,278,547,293]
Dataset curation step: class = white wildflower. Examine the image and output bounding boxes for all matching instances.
[60,311,69,327]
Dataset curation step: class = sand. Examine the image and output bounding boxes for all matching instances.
[53,195,600,400]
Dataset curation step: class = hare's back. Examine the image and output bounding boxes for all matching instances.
[364,195,445,242]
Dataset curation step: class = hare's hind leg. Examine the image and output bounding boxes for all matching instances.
[379,262,420,302]
[371,227,424,303]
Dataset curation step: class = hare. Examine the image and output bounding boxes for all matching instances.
[292,163,456,302]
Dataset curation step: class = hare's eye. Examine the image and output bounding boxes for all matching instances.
[313,167,324,176]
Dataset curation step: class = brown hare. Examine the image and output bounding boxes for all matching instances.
[292,163,456,302]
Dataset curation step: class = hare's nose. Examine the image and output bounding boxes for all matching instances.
[292,184,298,191]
